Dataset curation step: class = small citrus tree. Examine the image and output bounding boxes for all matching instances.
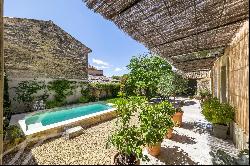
[157,72,188,102]
[126,54,172,100]
[106,96,149,164]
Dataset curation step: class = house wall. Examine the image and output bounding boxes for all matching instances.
[197,77,211,95]
[184,70,211,96]
[88,68,103,76]
[3,17,92,114]
[212,20,249,150]
[4,17,90,80]
[7,75,86,114]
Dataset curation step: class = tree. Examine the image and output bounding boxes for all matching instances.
[157,72,188,102]
[157,72,175,100]
[111,75,121,80]
[126,54,172,99]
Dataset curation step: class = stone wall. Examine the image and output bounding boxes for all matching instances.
[3,17,92,114]
[4,17,91,79]
[8,77,86,114]
[184,70,212,96]
[197,77,211,95]
[88,68,103,76]
[212,20,249,150]
[184,70,211,79]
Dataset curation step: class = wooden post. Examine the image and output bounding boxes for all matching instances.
[0,0,4,164]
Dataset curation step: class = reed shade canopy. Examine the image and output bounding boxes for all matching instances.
[83,0,249,72]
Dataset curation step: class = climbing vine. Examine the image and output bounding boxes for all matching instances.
[46,79,76,108]
[89,83,120,101]
[14,79,46,111]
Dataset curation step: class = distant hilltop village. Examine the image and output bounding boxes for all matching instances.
[88,64,119,83]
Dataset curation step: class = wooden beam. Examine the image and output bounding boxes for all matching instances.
[0,0,4,164]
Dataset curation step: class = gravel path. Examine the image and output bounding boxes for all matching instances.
[3,97,241,165]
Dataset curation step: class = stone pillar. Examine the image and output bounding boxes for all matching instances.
[0,0,4,164]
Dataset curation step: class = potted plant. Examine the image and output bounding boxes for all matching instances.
[172,107,184,127]
[140,101,173,156]
[157,72,187,127]
[108,127,146,165]
[201,97,235,139]
[158,101,175,139]
[106,97,149,165]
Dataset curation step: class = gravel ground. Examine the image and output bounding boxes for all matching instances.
[3,97,241,165]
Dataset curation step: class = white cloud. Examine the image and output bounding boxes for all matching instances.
[92,58,109,66]
[92,65,109,69]
[114,67,123,72]
[98,65,109,69]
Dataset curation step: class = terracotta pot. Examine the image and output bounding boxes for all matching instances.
[165,128,173,139]
[146,142,161,157]
[172,112,183,127]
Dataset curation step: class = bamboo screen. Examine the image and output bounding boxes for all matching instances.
[83,0,249,72]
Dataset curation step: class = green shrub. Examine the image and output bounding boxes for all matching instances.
[105,97,121,104]
[107,126,146,162]
[4,125,25,150]
[47,79,74,103]
[45,100,64,109]
[15,80,46,111]
[78,96,89,103]
[139,101,174,145]
[106,96,149,162]
[158,101,176,116]
[89,83,120,100]
[201,97,235,125]
[5,125,24,142]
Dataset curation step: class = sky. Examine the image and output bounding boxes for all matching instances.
[4,0,149,77]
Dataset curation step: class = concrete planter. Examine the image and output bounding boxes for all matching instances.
[213,124,228,139]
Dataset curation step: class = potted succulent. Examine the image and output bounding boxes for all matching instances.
[140,101,173,156]
[106,97,149,165]
[201,97,235,139]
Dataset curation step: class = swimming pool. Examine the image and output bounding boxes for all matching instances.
[19,103,116,136]
[25,103,112,126]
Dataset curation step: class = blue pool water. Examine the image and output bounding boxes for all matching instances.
[25,103,112,126]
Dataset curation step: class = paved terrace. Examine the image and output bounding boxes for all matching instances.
[3,97,241,165]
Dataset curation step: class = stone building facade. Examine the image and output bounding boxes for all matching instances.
[88,65,103,76]
[3,17,92,113]
[212,21,249,150]
[184,70,211,95]
[4,17,91,79]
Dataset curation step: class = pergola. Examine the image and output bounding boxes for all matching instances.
[83,0,249,73]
